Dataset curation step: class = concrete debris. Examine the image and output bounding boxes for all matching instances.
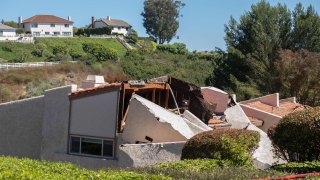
[121,94,210,144]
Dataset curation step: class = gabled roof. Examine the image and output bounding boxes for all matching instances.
[96,18,130,27]
[0,23,15,30]
[22,15,73,24]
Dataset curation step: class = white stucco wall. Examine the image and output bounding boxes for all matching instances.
[69,89,119,138]
[0,96,45,159]
[0,30,16,37]
[23,23,73,37]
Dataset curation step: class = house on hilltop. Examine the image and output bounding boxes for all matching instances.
[19,15,73,37]
[0,23,16,37]
[92,16,132,36]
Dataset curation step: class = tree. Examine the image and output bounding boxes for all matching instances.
[141,0,184,44]
[3,21,18,28]
[291,3,320,52]
[275,49,320,106]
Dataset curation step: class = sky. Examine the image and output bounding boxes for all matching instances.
[1,0,319,51]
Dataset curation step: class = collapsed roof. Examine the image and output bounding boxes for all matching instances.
[121,94,211,144]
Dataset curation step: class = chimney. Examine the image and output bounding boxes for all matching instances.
[68,16,71,21]
[18,16,23,28]
[81,75,107,89]
[91,16,95,28]
[107,16,111,20]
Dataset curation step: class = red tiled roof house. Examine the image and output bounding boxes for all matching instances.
[19,15,73,37]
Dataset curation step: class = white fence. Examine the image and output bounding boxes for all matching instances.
[0,61,77,70]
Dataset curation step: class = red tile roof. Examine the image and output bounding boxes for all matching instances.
[246,101,305,117]
[69,83,121,98]
[23,15,73,24]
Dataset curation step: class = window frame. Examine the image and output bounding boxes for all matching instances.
[50,24,55,27]
[31,23,38,28]
[64,24,69,28]
[68,135,115,159]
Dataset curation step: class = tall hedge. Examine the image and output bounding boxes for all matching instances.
[181,129,260,166]
[268,107,320,162]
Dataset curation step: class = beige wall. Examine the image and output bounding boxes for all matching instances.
[201,88,229,114]
[240,104,282,132]
[242,93,279,107]
[122,98,188,144]
[70,90,119,138]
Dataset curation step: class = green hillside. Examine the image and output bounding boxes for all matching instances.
[0,37,127,62]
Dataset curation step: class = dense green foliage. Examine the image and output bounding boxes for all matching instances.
[268,107,320,162]
[157,43,188,55]
[0,156,168,179]
[82,43,119,62]
[0,38,126,62]
[75,27,112,36]
[207,1,320,104]
[132,159,286,180]
[181,129,260,166]
[141,0,184,44]
[121,50,215,86]
[272,161,320,174]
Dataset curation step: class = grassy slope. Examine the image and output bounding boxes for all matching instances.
[36,37,127,57]
[0,37,127,62]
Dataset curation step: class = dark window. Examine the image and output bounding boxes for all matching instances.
[81,138,102,156]
[50,24,55,27]
[70,136,80,153]
[65,24,69,28]
[45,32,50,35]
[69,136,114,158]
[103,140,113,157]
[31,23,38,28]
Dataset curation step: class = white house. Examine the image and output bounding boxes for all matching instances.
[19,15,73,37]
[0,23,16,37]
[92,16,132,36]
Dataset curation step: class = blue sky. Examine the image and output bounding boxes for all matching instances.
[1,0,319,51]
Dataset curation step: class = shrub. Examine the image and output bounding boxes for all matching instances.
[157,43,188,55]
[16,29,24,34]
[83,43,119,62]
[181,129,260,166]
[52,45,69,55]
[272,161,320,174]
[268,107,320,162]
[32,43,47,57]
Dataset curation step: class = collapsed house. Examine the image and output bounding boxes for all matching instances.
[0,75,305,169]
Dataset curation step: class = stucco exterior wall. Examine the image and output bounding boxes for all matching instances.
[40,86,75,161]
[118,141,185,167]
[201,87,229,114]
[242,93,279,107]
[0,30,16,37]
[69,89,119,138]
[23,23,73,37]
[240,104,282,132]
[0,96,44,159]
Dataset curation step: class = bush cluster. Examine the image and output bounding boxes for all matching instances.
[181,129,260,166]
[82,43,119,62]
[268,107,320,162]
[272,161,320,174]
[0,156,167,179]
[75,26,112,36]
[157,43,188,55]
